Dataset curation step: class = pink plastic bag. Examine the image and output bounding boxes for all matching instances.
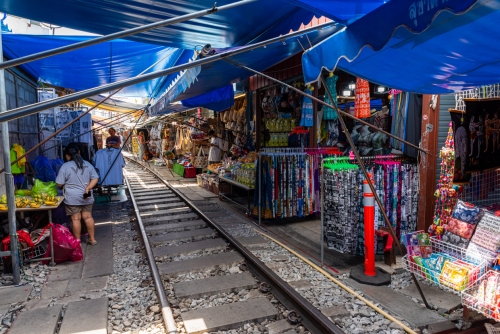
[43,223,83,264]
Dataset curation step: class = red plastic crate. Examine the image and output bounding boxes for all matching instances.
[184,167,196,178]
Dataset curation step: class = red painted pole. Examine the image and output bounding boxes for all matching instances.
[363,174,376,277]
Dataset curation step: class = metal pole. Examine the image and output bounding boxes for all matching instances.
[0,0,258,70]
[49,212,55,267]
[320,160,324,268]
[319,76,432,310]
[0,21,338,123]
[223,60,427,155]
[0,32,21,285]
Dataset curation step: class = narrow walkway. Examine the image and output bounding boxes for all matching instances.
[6,203,114,334]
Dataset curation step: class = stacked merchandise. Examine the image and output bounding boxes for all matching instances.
[430,123,462,236]
[440,200,484,250]
[323,157,419,255]
[465,212,500,264]
[463,271,500,321]
[403,231,485,293]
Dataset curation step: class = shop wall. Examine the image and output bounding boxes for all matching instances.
[0,68,39,195]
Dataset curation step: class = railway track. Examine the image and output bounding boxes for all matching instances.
[123,158,344,334]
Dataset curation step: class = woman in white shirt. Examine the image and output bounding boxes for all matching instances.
[208,130,223,164]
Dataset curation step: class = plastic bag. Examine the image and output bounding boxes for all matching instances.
[15,189,32,196]
[43,223,83,264]
[31,179,58,197]
[31,155,56,182]
[51,158,64,175]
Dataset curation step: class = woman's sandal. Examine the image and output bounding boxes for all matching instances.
[87,239,98,246]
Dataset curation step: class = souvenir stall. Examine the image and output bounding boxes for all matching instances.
[322,154,419,256]
[399,102,500,321]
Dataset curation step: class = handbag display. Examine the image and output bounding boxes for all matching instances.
[193,147,208,168]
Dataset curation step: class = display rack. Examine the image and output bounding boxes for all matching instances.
[462,271,500,322]
[403,234,487,295]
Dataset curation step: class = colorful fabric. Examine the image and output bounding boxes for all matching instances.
[446,218,476,239]
[323,75,339,120]
[452,200,483,224]
[441,230,470,249]
[354,78,370,118]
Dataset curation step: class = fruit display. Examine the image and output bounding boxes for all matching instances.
[0,193,61,211]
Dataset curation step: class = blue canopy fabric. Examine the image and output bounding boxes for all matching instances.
[150,23,339,115]
[2,34,183,97]
[181,85,235,112]
[0,0,319,49]
[178,24,339,101]
[281,0,386,24]
[301,0,500,94]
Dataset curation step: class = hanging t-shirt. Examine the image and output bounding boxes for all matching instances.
[10,144,26,174]
[56,160,99,206]
[93,148,125,186]
[354,78,371,118]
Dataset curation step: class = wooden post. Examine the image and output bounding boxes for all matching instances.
[418,95,440,231]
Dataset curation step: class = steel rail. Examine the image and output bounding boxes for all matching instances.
[0,0,257,70]
[124,156,345,334]
[124,174,178,334]
[0,21,338,123]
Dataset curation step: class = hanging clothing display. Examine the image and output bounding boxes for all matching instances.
[253,151,323,219]
[324,168,359,254]
[299,89,314,127]
[390,91,409,150]
[323,75,339,120]
[93,148,125,186]
[323,157,419,255]
[354,78,370,118]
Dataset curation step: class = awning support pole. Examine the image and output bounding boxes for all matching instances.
[0,21,338,123]
[224,59,427,155]
[319,76,432,310]
[0,0,258,70]
[0,31,21,285]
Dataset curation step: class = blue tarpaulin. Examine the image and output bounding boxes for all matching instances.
[0,0,319,49]
[181,85,234,112]
[301,0,500,94]
[150,23,339,114]
[282,0,386,24]
[2,34,182,97]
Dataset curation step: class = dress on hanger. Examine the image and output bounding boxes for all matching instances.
[323,75,339,120]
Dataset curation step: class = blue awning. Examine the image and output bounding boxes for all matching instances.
[181,85,235,112]
[2,34,183,97]
[0,1,319,49]
[150,23,339,114]
[301,0,500,94]
[178,24,339,101]
[281,0,386,24]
